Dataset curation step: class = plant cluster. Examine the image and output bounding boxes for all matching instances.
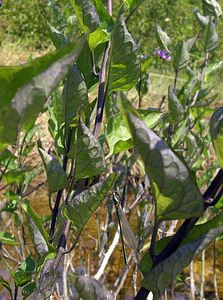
[0,0,223,299]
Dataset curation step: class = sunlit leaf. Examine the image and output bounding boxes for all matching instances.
[69,273,114,300]
[0,37,84,151]
[194,10,209,27]
[38,148,68,194]
[156,25,171,52]
[210,107,223,168]
[120,101,204,221]
[173,40,190,72]
[108,13,140,91]
[202,0,222,18]
[64,174,115,239]
[0,231,19,246]
[204,18,218,53]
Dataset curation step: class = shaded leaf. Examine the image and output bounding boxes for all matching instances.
[38,148,68,194]
[0,231,19,246]
[64,174,115,238]
[204,18,218,53]
[22,282,36,300]
[156,25,171,52]
[69,273,114,300]
[120,102,204,221]
[108,13,140,91]
[210,107,223,168]
[173,40,190,72]
[142,225,223,299]
[62,64,90,125]
[46,22,69,49]
[0,275,13,299]
[168,87,184,124]
[0,37,84,151]
[69,120,105,180]
[202,0,222,18]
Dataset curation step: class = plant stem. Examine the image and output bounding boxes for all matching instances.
[93,0,112,138]
[14,286,18,300]
[200,250,205,300]
[190,261,196,300]
[213,240,220,300]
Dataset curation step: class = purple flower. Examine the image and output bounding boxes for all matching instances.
[155,49,171,61]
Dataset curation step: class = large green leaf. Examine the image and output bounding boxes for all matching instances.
[38,148,68,194]
[46,22,69,49]
[204,18,218,53]
[173,40,190,72]
[168,87,184,124]
[68,120,106,180]
[14,255,35,287]
[64,174,115,238]
[0,38,84,151]
[69,273,114,300]
[142,224,223,299]
[22,282,36,300]
[210,107,223,168]
[62,65,90,125]
[202,0,222,18]
[156,25,171,52]
[0,231,19,246]
[108,13,140,91]
[122,106,204,221]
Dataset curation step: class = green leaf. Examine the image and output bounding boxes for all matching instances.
[173,40,190,72]
[46,22,69,49]
[14,255,35,287]
[0,231,19,246]
[108,13,140,91]
[22,282,36,300]
[68,273,114,300]
[204,18,218,53]
[106,114,132,158]
[64,174,115,238]
[121,104,204,221]
[156,25,171,52]
[194,10,209,27]
[202,0,222,18]
[62,65,90,125]
[142,224,223,299]
[0,275,13,299]
[69,120,106,180]
[138,109,164,129]
[88,27,109,49]
[210,107,223,168]
[38,148,68,194]
[168,87,184,124]
[21,199,52,255]
[0,37,85,152]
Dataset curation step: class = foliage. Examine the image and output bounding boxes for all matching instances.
[0,0,223,300]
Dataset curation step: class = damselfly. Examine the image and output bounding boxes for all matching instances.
[113,192,138,265]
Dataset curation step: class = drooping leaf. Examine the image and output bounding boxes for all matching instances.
[204,18,218,53]
[64,174,115,238]
[168,87,184,124]
[62,64,90,125]
[0,37,84,151]
[21,199,53,256]
[210,107,223,168]
[120,102,204,221]
[0,276,13,299]
[202,0,222,18]
[0,231,19,246]
[14,255,35,287]
[142,225,223,299]
[156,25,171,52]
[173,40,190,72]
[22,282,36,300]
[38,148,68,194]
[194,10,209,27]
[46,22,69,49]
[68,120,106,180]
[138,109,164,129]
[68,273,114,300]
[108,13,140,91]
